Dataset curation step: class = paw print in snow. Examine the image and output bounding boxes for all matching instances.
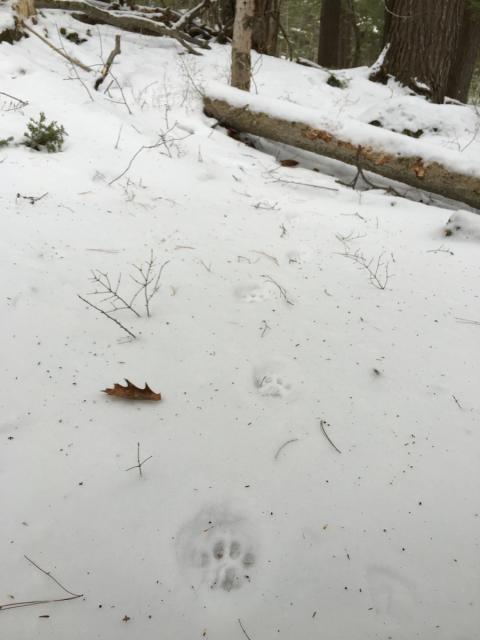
[175,506,257,593]
[255,374,292,398]
[202,537,255,591]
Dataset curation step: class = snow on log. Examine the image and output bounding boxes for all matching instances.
[203,82,480,210]
[35,0,208,54]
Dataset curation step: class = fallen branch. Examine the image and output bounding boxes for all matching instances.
[0,555,83,611]
[22,23,91,72]
[78,294,136,339]
[203,84,480,210]
[95,34,121,90]
[36,0,208,55]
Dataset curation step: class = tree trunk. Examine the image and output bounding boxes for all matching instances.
[231,0,254,90]
[252,0,281,55]
[13,0,36,21]
[203,87,480,209]
[446,3,480,103]
[371,0,464,103]
[216,0,280,55]
[317,0,341,67]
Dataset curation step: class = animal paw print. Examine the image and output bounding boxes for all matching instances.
[255,374,292,398]
[234,283,272,303]
[203,537,255,591]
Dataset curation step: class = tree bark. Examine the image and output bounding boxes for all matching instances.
[231,0,254,90]
[371,0,464,103]
[216,0,280,55]
[317,0,341,67]
[13,0,36,21]
[446,3,480,103]
[252,0,280,55]
[203,88,480,209]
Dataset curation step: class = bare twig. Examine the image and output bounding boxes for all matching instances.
[77,295,136,339]
[238,619,254,640]
[274,438,299,460]
[270,177,338,192]
[130,253,170,317]
[319,419,342,454]
[452,395,463,410]
[251,250,278,265]
[426,245,454,255]
[456,317,480,326]
[339,249,392,290]
[16,192,48,205]
[88,270,141,317]
[0,555,83,611]
[0,91,28,111]
[95,35,121,91]
[125,442,152,477]
[260,274,294,305]
[23,23,91,72]
[260,319,270,337]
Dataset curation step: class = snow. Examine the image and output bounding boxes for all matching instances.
[1,11,480,640]
[445,209,480,240]
[0,2,15,32]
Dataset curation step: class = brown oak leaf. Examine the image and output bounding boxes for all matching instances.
[103,379,161,401]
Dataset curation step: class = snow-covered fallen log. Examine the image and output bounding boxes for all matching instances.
[203,82,480,210]
[35,0,209,54]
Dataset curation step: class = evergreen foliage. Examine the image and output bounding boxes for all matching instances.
[24,112,67,152]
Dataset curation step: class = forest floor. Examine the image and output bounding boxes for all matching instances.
[1,9,480,640]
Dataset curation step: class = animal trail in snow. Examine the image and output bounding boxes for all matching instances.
[176,505,257,592]
[234,282,276,303]
[253,359,298,399]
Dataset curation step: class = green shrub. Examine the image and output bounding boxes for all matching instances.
[0,136,13,148]
[24,112,67,152]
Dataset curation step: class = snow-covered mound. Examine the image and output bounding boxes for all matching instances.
[1,11,479,640]
[445,209,480,240]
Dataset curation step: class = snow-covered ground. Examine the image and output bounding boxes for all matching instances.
[1,11,480,640]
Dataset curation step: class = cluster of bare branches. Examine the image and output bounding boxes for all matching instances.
[0,91,28,112]
[78,252,170,338]
[335,232,392,290]
[340,249,392,290]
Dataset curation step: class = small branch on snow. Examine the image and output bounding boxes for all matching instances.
[95,34,121,91]
[77,294,136,339]
[130,252,170,318]
[274,438,299,460]
[260,274,294,305]
[455,317,480,326]
[125,442,152,478]
[452,395,463,410]
[16,192,48,205]
[23,23,91,72]
[238,619,255,640]
[0,555,83,611]
[269,177,338,192]
[88,270,141,317]
[319,419,342,454]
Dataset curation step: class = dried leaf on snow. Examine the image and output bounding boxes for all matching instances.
[103,379,161,401]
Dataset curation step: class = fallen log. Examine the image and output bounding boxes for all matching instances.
[203,83,480,210]
[35,0,209,54]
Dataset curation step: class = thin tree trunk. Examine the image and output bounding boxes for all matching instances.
[317,0,341,67]
[231,0,254,90]
[446,3,480,103]
[252,0,281,55]
[372,0,464,103]
[13,0,36,21]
